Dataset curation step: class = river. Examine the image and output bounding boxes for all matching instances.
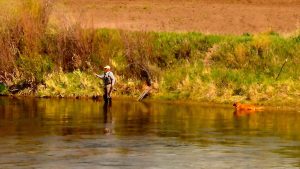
[0,97,300,168]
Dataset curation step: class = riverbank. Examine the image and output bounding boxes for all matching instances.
[1,67,300,107]
[0,0,299,106]
[2,30,299,106]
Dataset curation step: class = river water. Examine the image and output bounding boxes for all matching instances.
[0,97,300,169]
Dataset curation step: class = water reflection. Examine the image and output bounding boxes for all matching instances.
[233,110,258,117]
[103,100,114,135]
[1,97,300,168]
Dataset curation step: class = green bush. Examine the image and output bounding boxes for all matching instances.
[0,83,8,95]
[17,54,53,83]
[37,70,102,97]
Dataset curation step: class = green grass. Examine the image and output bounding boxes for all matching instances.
[0,83,8,95]
[37,70,102,98]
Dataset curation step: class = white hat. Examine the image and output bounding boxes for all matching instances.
[104,65,110,69]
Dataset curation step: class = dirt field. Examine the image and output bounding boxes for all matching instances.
[54,0,300,34]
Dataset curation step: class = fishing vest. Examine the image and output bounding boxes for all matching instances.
[104,72,113,85]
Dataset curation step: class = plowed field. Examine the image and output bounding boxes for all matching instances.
[55,0,300,34]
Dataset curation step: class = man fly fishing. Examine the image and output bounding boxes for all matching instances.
[94,65,116,103]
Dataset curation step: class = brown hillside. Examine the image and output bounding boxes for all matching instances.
[54,0,300,34]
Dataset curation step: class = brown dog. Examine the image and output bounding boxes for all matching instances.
[233,102,263,111]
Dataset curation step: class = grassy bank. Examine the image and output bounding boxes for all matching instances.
[0,0,299,106]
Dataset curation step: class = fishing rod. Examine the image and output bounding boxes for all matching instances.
[275,58,288,81]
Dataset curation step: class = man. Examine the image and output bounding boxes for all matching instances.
[95,65,116,103]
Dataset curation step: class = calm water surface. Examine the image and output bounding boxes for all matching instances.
[0,97,300,169]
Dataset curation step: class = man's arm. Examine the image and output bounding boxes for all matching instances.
[109,72,116,86]
[94,73,104,79]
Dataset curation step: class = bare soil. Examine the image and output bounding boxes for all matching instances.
[54,0,300,34]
